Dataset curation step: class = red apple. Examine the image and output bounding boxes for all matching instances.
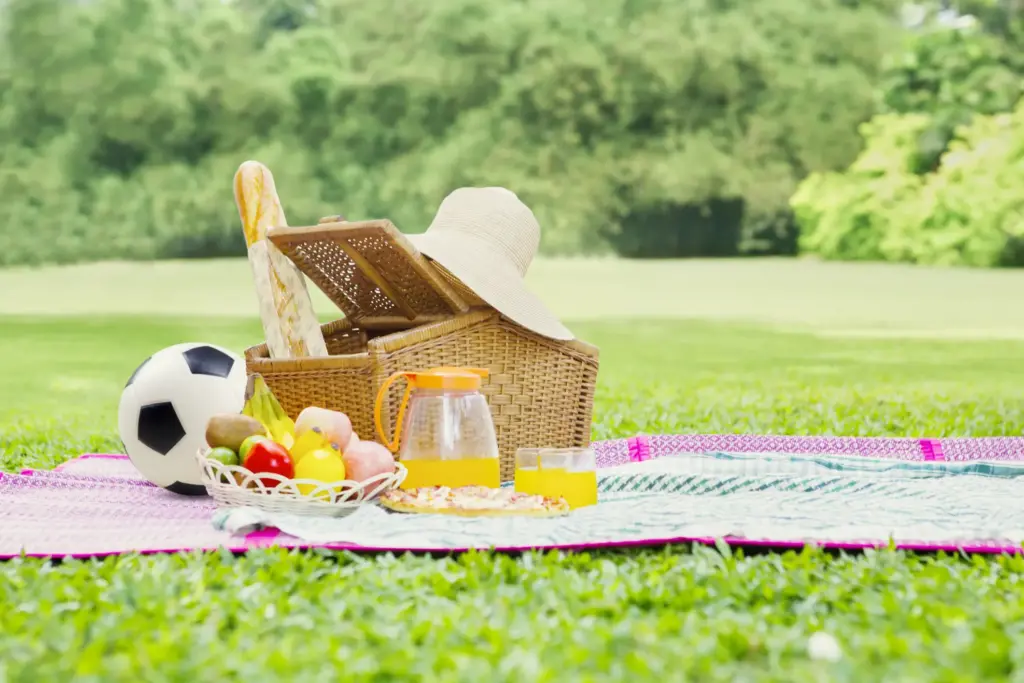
[243,440,294,488]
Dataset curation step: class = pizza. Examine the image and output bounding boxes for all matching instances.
[380,485,571,517]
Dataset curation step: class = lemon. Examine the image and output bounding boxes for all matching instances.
[289,428,333,465]
[293,448,347,500]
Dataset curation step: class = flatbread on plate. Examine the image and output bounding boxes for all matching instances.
[380,485,571,517]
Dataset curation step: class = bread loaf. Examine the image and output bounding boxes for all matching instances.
[234,161,328,359]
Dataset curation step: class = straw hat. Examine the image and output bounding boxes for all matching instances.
[407,187,574,341]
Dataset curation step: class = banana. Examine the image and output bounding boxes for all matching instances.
[273,424,295,450]
[255,376,296,441]
[257,394,282,443]
[260,377,293,423]
[241,377,254,417]
[247,375,295,449]
[241,375,260,420]
[242,375,273,439]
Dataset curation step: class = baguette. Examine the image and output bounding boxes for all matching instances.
[234,161,328,359]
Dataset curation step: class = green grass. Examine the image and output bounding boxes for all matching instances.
[5,257,1024,337]
[3,260,1024,681]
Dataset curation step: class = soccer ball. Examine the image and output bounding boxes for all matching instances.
[118,342,247,496]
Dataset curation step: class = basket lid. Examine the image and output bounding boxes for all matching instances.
[268,219,468,328]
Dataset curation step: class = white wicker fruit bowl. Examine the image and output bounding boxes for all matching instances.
[196,448,407,518]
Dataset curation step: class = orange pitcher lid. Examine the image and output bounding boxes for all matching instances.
[412,367,489,390]
[374,366,492,451]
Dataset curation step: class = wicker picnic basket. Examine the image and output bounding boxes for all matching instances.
[243,218,600,482]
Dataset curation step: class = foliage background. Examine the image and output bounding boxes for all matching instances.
[0,0,1022,267]
[793,5,1024,268]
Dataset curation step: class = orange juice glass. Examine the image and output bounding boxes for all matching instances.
[514,448,543,496]
[541,448,598,509]
[515,447,598,509]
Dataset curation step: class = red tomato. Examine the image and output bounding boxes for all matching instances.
[243,440,294,487]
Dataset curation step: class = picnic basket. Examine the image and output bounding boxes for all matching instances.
[243,218,600,482]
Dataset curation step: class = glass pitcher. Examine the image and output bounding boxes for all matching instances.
[374,367,500,490]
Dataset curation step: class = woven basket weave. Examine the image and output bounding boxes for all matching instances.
[244,218,600,482]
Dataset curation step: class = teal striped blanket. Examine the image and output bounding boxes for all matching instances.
[213,451,1024,550]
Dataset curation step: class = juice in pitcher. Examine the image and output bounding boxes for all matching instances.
[374,367,502,491]
[402,456,500,490]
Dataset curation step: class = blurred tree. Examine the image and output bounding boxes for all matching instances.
[878,21,1023,172]
[0,0,901,265]
[790,0,1024,268]
[792,101,1024,267]
[877,0,1024,171]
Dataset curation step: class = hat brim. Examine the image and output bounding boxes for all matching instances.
[407,232,575,341]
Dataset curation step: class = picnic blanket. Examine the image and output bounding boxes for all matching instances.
[214,450,1024,550]
[2,434,1024,559]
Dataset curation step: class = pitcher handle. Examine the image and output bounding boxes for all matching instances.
[374,372,415,453]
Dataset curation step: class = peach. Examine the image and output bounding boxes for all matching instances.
[295,407,353,451]
[344,431,360,453]
[342,440,395,484]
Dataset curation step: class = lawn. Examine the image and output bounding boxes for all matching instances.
[4,256,1024,337]
[3,259,1024,681]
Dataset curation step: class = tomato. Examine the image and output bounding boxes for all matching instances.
[243,440,294,487]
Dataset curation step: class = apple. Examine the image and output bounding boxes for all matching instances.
[206,446,239,467]
[239,434,271,462]
[243,440,294,488]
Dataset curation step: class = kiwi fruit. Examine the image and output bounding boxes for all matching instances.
[205,414,266,452]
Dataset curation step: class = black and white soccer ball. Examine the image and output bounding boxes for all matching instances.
[118,342,247,496]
